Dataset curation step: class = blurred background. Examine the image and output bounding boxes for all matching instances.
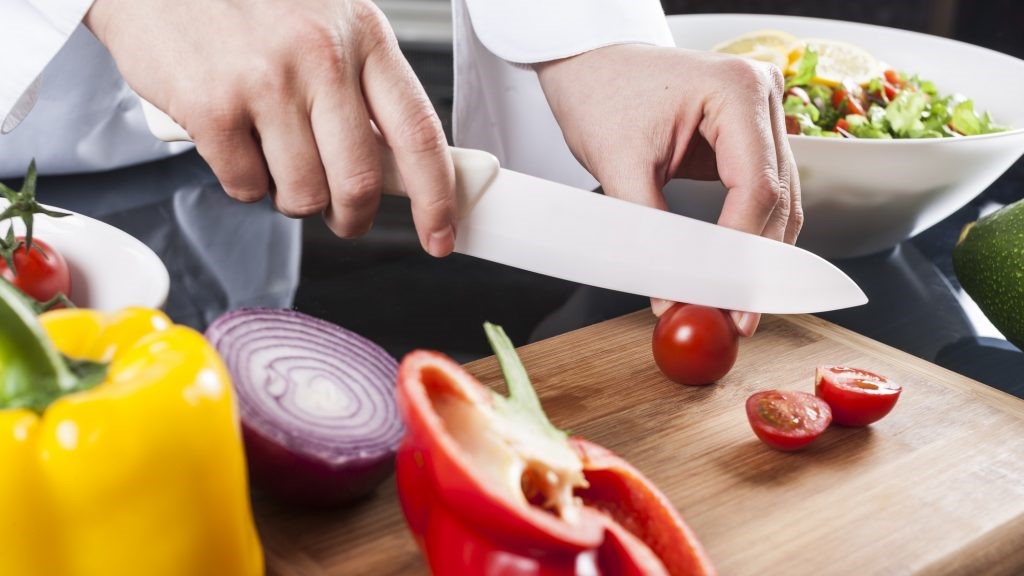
[32,1,1019,391]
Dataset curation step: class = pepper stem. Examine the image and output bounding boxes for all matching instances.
[484,322,565,439]
[0,278,92,412]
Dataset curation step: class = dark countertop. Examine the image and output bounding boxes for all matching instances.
[29,148,1024,399]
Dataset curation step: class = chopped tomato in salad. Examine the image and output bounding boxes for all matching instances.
[782,46,1006,139]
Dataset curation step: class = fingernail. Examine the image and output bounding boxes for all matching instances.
[651,298,675,317]
[730,311,761,336]
[427,224,455,257]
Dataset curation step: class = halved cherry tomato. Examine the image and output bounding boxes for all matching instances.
[835,118,851,135]
[0,237,71,303]
[746,390,831,451]
[652,303,738,386]
[815,366,900,427]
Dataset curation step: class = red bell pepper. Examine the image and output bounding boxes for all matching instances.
[396,323,715,575]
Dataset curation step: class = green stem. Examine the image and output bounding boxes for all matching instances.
[0,279,100,413]
[484,322,564,438]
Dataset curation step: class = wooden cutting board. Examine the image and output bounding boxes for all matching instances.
[254,312,1024,575]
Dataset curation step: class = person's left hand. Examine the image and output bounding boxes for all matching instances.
[534,44,803,337]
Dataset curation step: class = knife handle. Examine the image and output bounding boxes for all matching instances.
[140,99,499,218]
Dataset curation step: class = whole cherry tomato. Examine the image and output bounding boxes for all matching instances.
[652,303,738,386]
[815,366,900,427]
[0,237,71,303]
[746,390,832,451]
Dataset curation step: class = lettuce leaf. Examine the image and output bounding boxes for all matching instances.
[845,113,891,139]
[885,91,930,137]
[785,47,818,89]
[951,100,1006,135]
[784,94,820,122]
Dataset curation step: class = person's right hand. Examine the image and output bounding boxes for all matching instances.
[85,0,457,256]
[535,44,804,336]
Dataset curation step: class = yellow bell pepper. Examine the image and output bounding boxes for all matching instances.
[0,280,263,576]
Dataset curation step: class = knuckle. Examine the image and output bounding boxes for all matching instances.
[790,204,806,232]
[724,57,760,84]
[336,169,383,208]
[753,173,783,209]
[326,214,374,239]
[350,0,395,51]
[275,190,330,218]
[225,186,267,204]
[245,54,292,98]
[191,94,246,135]
[774,183,792,216]
[395,100,446,154]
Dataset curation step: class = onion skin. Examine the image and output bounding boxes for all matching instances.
[206,308,402,508]
[242,423,397,508]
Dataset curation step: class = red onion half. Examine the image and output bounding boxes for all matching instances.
[206,308,402,507]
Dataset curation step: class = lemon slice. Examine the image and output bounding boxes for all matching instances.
[734,46,789,69]
[713,29,799,56]
[789,38,881,87]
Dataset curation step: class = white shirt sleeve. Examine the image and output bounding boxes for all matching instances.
[453,0,673,190]
[1,0,96,134]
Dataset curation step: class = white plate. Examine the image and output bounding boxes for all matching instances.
[2,202,170,311]
[663,14,1024,258]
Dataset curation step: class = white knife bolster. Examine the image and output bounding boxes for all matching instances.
[452,148,500,218]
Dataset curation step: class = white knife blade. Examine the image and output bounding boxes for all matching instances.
[140,101,866,314]
[455,166,866,314]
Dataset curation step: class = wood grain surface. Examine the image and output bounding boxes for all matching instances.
[254,312,1024,576]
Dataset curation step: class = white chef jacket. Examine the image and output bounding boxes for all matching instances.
[0,0,673,186]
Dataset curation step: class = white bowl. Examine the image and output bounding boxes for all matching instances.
[663,14,1024,258]
[3,202,170,311]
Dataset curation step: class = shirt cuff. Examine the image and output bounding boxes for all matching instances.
[462,0,674,64]
[2,0,96,133]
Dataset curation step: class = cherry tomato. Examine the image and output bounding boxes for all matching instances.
[0,237,71,303]
[746,390,832,451]
[835,118,851,134]
[883,69,903,88]
[815,366,900,427]
[831,89,866,117]
[652,303,738,386]
[784,115,801,135]
[882,82,899,101]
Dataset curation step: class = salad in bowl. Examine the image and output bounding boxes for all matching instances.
[662,15,1024,258]
[716,29,1007,139]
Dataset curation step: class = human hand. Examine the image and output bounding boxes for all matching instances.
[85,0,457,256]
[534,44,803,336]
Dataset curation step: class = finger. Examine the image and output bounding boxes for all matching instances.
[784,152,804,245]
[760,64,793,244]
[651,298,674,317]
[362,39,456,257]
[256,104,332,219]
[703,62,782,236]
[308,76,384,239]
[192,112,270,203]
[730,311,760,337]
